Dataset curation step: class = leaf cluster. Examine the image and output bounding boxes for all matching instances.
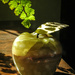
[1,0,35,28]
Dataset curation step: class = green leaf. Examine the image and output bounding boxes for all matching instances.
[8,0,17,10]
[20,11,26,19]
[25,1,32,7]
[21,20,31,28]
[25,6,35,16]
[28,15,35,20]
[21,0,29,6]
[14,4,23,16]
[1,0,35,28]
[16,0,20,3]
[2,0,9,4]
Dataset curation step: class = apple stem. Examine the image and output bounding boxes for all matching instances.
[37,33,39,38]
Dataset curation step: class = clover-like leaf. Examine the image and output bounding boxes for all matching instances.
[14,4,23,16]
[28,15,35,21]
[8,0,17,10]
[2,0,9,4]
[21,0,30,6]
[1,0,35,28]
[25,1,32,7]
[25,6,35,16]
[20,11,26,19]
[16,0,20,3]
[21,20,31,28]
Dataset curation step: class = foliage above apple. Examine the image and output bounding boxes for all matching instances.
[1,0,35,28]
[1,0,69,29]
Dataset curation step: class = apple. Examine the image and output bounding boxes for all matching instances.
[12,32,62,75]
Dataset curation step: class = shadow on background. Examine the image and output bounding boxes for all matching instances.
[0,20,33,33]
[60,0,75,70]
[54,72,70,75]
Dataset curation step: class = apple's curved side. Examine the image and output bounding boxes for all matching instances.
[12,32,62,75]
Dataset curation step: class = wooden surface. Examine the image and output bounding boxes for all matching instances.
[0,29,75,75]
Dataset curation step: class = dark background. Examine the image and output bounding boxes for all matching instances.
[60,0,75,70]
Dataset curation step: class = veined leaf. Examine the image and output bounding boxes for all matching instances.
[8,0,17,10]
[16,0,20,3]
[28,15,35,20]
[1,0,35,28]
[20,11,26,19]
[25,1,32,7]
[30,8,35,15]
[21,20,31,28]
[2,0,9,4]
[14,4,23,16]
[21,0,30,6]
[25,6,35,16]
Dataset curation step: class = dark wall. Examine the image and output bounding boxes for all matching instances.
[60,0,75,69]
[0,2,20,21]
[0,0,61,30]
[31,0,61,28]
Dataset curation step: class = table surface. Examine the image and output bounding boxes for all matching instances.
[0,29,75,75]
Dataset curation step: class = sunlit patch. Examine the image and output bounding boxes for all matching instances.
[49,38,54,41]
[43,38,49,44]
[36,22,69,34]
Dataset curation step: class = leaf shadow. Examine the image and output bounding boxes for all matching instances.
[0,53,19,74]
[54,66,75,75]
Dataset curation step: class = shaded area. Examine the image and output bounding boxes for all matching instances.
[1,30,19,36]
[57,67,75,74]
[0,21,33,34]
[0,53,19,74]
[1,69,17,73]
[54,66,75,75]
[54,72,70,75]
[0,53,75,75]
[60,0,75,70]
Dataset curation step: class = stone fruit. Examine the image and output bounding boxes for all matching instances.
[12,22,68,75]
[12,32,62,75]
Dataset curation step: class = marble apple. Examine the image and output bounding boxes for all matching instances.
[12,22,69,75]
